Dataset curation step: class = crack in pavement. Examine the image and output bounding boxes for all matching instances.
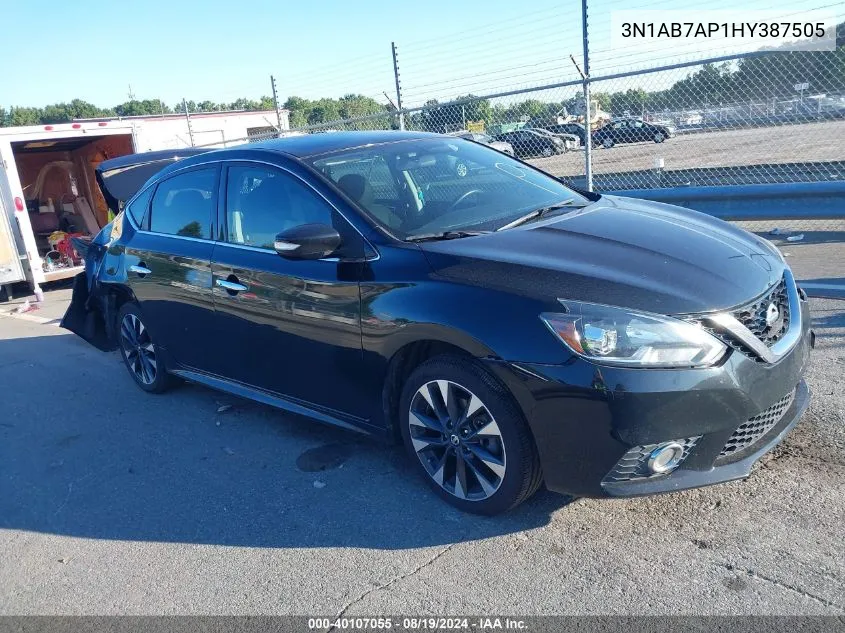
[327,544,456,630]
[718,562,842,610]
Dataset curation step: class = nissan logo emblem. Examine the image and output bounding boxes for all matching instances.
[765,302,780,327]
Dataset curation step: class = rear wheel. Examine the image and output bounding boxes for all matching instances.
[117,303,173,393]
[602,137,614,149]
[399,355,542,515]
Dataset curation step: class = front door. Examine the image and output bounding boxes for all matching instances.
[210,162,368,421]
[124,165,218,372]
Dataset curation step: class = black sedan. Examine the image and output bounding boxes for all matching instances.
[492,129,564,158]
[64,131,812,515]
[545,122,590,147]
[592,118,674,148]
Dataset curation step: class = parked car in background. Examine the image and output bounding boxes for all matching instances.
[64,131,812,516]
[546,122,590,147]
[451,131,515,156]
[493,129,565,158]
[592,118,675,148]
[524,127,580,151]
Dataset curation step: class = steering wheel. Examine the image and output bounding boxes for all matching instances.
[447,189,484,213]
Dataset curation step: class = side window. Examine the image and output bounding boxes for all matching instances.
[125,186,153,225]
[149,169,216,239]
[226,164,333,249]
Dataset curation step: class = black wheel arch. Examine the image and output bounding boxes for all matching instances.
[379,329,500,442]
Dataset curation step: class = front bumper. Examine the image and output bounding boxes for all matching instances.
[485,300,813,498]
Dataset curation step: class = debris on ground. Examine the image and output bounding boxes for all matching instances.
[786,234,805,242]
[313,480,327,489]
[12,300,39,314]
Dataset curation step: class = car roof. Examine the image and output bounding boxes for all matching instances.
[248,130,444,158]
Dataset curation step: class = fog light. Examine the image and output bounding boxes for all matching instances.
[647,442,685,474]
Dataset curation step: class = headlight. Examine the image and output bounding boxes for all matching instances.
[540,301,727,368]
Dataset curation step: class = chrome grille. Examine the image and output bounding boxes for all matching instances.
[733,277,790,346]
[700,275,792,362]
[603,437,700,483]
[719,390,796,457]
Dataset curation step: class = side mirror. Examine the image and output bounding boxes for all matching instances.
[274,223,341,260]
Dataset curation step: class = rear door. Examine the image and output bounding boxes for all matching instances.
[210,161,368,419]
[630,120,649,142]
[125,165,219,372]
[0,144,25,285]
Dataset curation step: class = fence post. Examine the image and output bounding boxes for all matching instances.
[182,98,195,147]
[271,75,284,137]
[581,0,593,191]
[391,42,405,131]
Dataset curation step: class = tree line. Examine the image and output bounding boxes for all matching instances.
[2,34,841,131]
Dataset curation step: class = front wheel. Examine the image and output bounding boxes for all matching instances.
[602,137,614,149]
[540,146,553,158]
[399,356,543,515]
[117,303,174,393]
[653,132,665,143]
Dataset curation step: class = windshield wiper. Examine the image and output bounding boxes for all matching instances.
[404,230,491,243]
[496,199,576,231]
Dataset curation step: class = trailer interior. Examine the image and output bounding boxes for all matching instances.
[12,133,133,281]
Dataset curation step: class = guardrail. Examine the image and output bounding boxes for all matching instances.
[562,162,845,192]
[605,181,845,221]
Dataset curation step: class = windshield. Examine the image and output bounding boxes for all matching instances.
[308,137,589,239]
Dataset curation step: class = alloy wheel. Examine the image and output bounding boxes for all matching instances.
[541,147,553,157]
[408,380,506,501]
[654,132,665,143]
[120,313,157,385]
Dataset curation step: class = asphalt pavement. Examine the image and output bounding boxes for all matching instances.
[0,288,843,615]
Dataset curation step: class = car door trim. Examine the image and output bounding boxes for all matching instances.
[123,158,378,261]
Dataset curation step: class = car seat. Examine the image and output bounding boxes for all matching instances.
[337,174,399,229]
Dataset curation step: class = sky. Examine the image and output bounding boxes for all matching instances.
[0,0,839,112]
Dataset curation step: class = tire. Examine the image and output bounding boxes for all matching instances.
[653,132,665,143]
[399,355,543,515]
[540,146,553,158]
[117,302,174,393]
[602,137,614,149]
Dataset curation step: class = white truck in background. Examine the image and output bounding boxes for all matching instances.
[0,109,289,301]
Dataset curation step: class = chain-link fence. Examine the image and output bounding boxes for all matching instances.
[189,1,844,281]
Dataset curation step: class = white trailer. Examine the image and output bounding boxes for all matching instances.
[0,109,289,300]
[0,120,138,299]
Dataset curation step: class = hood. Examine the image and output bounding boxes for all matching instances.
[95,148,212,213]
[418,195,784,315]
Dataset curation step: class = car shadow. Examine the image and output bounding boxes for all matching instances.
[0,332,565,550]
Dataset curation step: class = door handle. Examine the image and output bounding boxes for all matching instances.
[216,278,249,293]
[129,264,152,276]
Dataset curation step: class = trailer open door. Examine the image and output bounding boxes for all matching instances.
[0,148,26,293]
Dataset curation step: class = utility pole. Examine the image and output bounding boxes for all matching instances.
[271,75,284,137]
[183,98,195,147]
[391,42,405,130]
[128,84,135,101]
[580,0,593,191]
